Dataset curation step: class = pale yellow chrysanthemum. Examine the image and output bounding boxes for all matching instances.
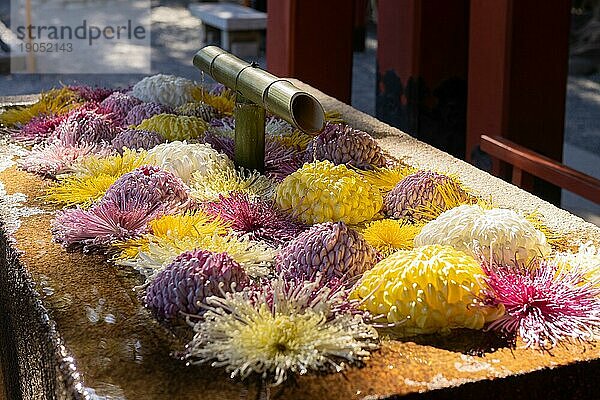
[553,242,600,286]
[357,165,418,193]
[191,86,235,115]
[361,219,423,257]
[270,130,314,150]
[70,148,149,178]
[186,278,378,386]
[46,174,117,207]
[350,244,504,336]
[113,211,231,259]
[0,87,83,126]
[190,167,275,202]
[524,211,571,252]
[116,233,275,278]
[137,114,208,142]
[324,110,344,124]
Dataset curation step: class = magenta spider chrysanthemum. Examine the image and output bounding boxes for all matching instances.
[52,166,191,251]
[55,108,118,146]
[482,258,600,349]
[99,92,142,125]
[68,85,115,103]
[12,113,66,145]
[203,132,303,181]
[202,192,305,246]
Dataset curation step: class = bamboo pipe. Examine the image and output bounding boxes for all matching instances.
[193,46,325,134]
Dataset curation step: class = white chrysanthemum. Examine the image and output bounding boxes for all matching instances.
[185,278,378,385]
[414,204,551,262]
[146,141,234,184]
[190,167,275,202]
[116,234,274,279]
[553,242,600,286]
[130,74,196,107]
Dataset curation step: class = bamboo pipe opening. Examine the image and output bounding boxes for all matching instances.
[290,93,325,133]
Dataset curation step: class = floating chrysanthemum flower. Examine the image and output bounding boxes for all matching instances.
[130,74,196,107]
[99,92,142,125]
[113,210,231,260]
[414,204,551,262]
[0,87,83,126]
[18,140,112,177]
[276,221,378,281]
[189,166,274,202]
[52,166,191,251]
[55,108,118,146]
[145,249,249,320]
[382,170,472,221]
[191,86,235,114]
[276,161,383,225]
[203,193,305,246]
[117,233,275,278]
[184,277,378,386]
[174,102,220,121]
[553,242,600,286]
[124,102,172,126]
[350,245,504,336]
[68,85,114,102]
[111,129,163,153]
[482,258,600,348]
[146,141,233,184]
[269,129,314,151]
[10,113,66,145]
[357,165,418,193]
[306,123,388,169]
[203,132,303,181]
[46,174,117,207]
[136,114,208,142]
[68,148,148,181]
[361,219,422,257]
[324,110,344,124]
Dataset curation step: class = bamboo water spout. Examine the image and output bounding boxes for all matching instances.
[193,46,325,171]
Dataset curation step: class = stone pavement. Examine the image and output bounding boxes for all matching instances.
[0,1,598,224]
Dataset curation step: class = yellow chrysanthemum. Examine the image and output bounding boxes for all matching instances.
[46,174,117,207]
[190,167,274,202]
[276,160,382,225]
[137,114,208,142]
[71,149,149,178]
[324,110,344,124]
[350,244,504,336]
[113,211,231,259]
[525,211,571,252]
[357,165,418,192]
[270,130,314,150]
[361,219,423,257]
[191,86,236,115]
[0,87,83,126]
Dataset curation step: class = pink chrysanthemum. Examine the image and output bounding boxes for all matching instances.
[52,165,191,251]
[68,85,115,103]
[111,129,164,153]
[18,140,112,177]
[55,108,118,146]
[482,258,600,348]
[202,192,305,246]
[204,132,303,181]
[99,92,142,125]
[145,249,249,320]
[124,102,172,126]
[12,113,66,145]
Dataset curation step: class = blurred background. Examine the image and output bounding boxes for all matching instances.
[1,0,599,225]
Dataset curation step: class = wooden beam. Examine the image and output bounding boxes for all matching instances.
[481,135,600,204]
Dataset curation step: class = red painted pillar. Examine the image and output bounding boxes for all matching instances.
[376,0,470,158]
[266,0,354,103]
[467,0,570,204]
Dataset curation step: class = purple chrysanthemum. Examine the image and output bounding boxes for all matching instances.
[204,132,303,181]
[52,166,191,251]
[111,128,164,153]
[276,221,379,282]
[124,102,172,126]
[202,192,305,246]
[68,85,115,103]
[99,92,142,125]
[482,258,600,348]
[55,108,118,146]
[145,249,249,320]
[18,140,112,177]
